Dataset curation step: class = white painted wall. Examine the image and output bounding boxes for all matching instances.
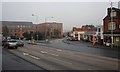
[77,32,84,41]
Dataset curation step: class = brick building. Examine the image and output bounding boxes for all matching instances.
[103,7,120,47]
[33,22,63,39]
[2,21,33,39]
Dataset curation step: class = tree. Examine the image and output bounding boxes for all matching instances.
[23,32,31,40]
[54,29,59,38]
[2,25,9,37]
[33,32,45,40]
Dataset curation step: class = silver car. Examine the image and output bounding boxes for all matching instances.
[3,39,18,49]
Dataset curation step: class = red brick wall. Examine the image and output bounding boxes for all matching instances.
[103,19,120,33]
[33,22,63,38]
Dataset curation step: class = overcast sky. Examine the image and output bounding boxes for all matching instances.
[1,1,119,32]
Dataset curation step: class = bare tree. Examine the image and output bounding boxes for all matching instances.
[2,25,9,37]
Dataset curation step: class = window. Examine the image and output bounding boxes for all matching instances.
[110,10,116,17]
[108,22,116,30]
[98,28,101,32]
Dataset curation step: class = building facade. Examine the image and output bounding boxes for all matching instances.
[103,7,120,47]
[2,21,33,39]
[33,22,63,39]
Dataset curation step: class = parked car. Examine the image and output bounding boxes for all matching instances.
[3,39,18,49]
[70,37,78,41]
[105,40,111,47]
[16,40,24,47]
[66,37,72,41]
[2,40,7,46]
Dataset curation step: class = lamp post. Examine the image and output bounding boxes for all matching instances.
[32,14,39,42]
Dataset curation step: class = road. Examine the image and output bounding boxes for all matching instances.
[2,47,44,71]
[38,39,119,59]
[7,41,118,70]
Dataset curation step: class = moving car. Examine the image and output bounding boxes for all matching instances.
[3,39,18,49]
[16,40,24,47]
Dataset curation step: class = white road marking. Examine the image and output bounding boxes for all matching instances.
[40,51,47,54]
[29,54,39,60]
[23,52,39,60]
[57,49,62,51]
[23,52,29,55]
[40,51,59,56]
[50,53,59,56]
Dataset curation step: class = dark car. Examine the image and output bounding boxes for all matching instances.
[3,39,18,49]
[16,40,24,47]
[2,40,7,46]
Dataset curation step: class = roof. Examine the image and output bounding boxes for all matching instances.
[2,21,33,26]
[103,7,120,20]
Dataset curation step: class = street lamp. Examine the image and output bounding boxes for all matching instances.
[32,14,39,42]
[45,16,54,23]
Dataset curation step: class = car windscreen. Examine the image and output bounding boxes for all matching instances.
[8,40,16,42]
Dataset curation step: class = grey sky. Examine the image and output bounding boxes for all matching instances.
[2,2,119,32]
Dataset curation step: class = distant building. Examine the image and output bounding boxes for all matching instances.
[103,7,120,47]
[71,27,85,41]
[95,25,103,44]
[2,21,33,39]
[33,22,63,39]
[71,25,97,41]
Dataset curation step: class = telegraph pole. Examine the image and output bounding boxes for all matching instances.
[32,14,39,42]
[110,2,114,48]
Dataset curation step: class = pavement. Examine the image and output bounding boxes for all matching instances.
[62,39,119,52]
